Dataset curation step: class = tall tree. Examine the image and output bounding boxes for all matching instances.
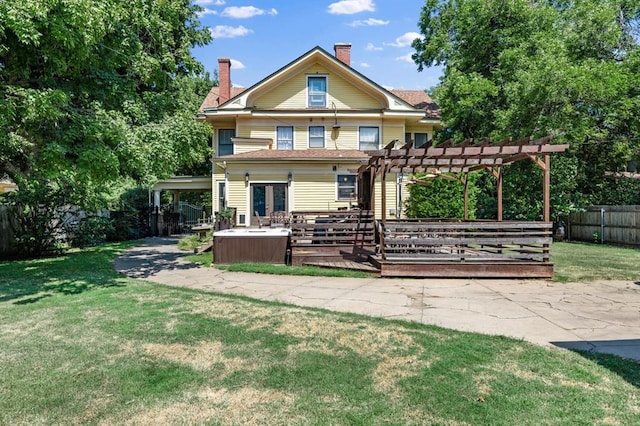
[0,0,213,208]
[0,0,213,256]
[412,0,640,218]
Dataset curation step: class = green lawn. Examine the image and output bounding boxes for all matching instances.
[552,241,640,282]
[1,243,639,424]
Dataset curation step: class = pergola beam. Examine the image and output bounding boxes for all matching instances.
[359,135,569,225]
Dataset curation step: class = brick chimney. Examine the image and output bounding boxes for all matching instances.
[218,58,231,104]
[334,43,351,66]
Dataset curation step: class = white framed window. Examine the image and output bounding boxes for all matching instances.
[308,126,325,148]
[276,126,293,150]
[307,76,327,107]
[337,174,357,201]
[359,126,379,150]
[218,129,235,156]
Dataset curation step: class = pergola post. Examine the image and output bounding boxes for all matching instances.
[496,166,503,221]
[381,166,387,224]
[462,175,469,220]
[543,154,551,222]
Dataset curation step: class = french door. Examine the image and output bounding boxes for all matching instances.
[250,184,287,226]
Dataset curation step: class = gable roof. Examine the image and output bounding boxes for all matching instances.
[198,45,440,119]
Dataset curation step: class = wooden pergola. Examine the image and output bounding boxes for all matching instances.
[355,135,571,278]
[359,135,570,223]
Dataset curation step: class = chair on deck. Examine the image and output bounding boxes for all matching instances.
[254,211,269,228]
[269,211,290,228]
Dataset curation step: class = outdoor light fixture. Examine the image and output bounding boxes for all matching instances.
[287,172,292,184]
[245,172,249,185]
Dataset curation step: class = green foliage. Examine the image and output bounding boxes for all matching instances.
[0,0,214,257]
[405,174,478,219]
[413,0,640,215]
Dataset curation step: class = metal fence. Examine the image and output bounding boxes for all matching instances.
[568,205,640,245]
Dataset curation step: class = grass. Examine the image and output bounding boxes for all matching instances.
[1,243,639,424]
[184,252,372,278]
[552,241,640,282]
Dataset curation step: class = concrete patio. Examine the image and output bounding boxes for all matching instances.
[114,236,640,361]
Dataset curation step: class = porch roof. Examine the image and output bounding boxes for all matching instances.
[152,176,212,191]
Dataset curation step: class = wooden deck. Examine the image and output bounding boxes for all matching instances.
[302,260,380,273]
[290,210,376,266]
[289,211,554,278]
[375,220,553,278]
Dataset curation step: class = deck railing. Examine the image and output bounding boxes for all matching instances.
[380,220,552,263]
[289,210,376,265]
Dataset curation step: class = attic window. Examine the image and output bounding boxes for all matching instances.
[308,76,327,107]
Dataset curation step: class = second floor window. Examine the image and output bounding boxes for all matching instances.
[415,133,429,148]
[308,76,327,107]
[277,126,293,150]
[309,126,325,148]
[359,127,379,151]
[218,129,235,156]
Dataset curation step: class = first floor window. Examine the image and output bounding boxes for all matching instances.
[277,126,293,150]
[309,126,325,148]
[218,129,235,156]
[337,174,357,200]
[217,181,226,211]
[359,127,379,151]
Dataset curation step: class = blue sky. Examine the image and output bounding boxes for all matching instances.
[191,0,443,91]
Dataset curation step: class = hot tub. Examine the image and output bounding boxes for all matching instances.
[214,228,291,264]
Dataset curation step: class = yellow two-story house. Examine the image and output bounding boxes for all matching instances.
[197,43,441,227]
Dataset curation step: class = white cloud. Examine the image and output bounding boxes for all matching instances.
[359,62,370,68]
[230,59,245,69]
[385,32,422,48]
[221,6,278,18]
[194,0,225,5]
[197,7,218,17]
[328,0,375,15]
[210,25,252,38]
[395,53,415,63]
[365,42,383,51]
[348,17,388,27]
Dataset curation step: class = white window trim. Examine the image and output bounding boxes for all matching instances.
[308,125,325,148]
[217,129,235,156]
[275,126,294,150]
[307,75,328,108]
[358,126,380,151]
[336,173,357,201]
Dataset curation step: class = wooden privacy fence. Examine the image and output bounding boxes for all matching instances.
[379,220,552,263]
[289,210,376,266]
[569,205,640,245]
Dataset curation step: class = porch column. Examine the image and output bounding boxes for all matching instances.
[172,190,180,213]
[153,190,161,210]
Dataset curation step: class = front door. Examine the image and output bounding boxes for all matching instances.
[251,184,288,226]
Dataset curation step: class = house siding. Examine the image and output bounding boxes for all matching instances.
[253,64,381,110]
